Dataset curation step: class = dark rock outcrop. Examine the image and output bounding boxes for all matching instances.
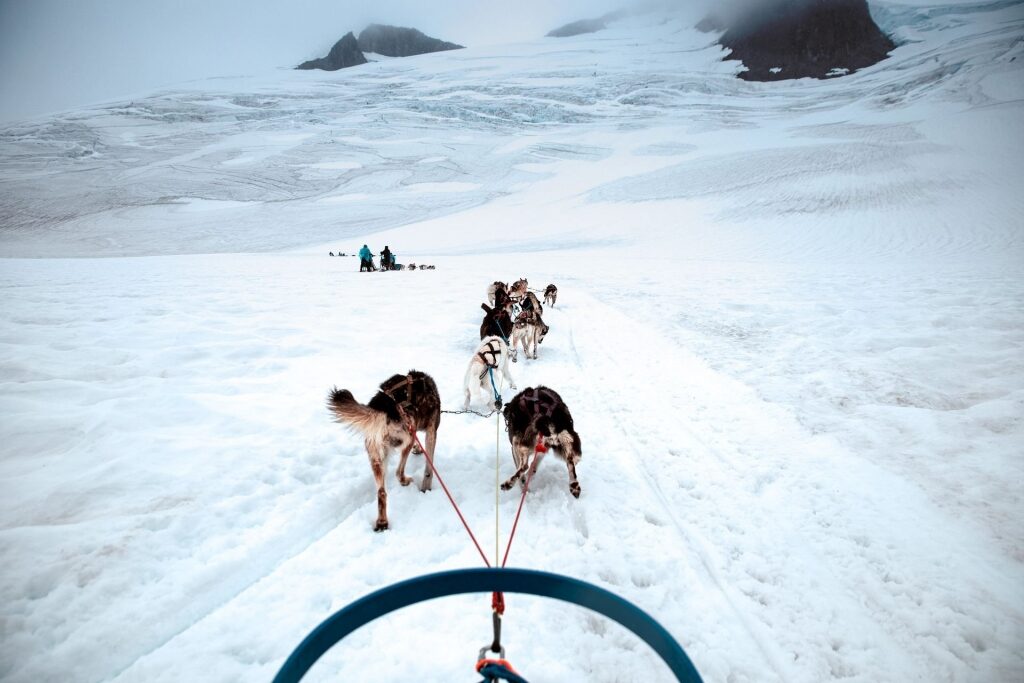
[547,9,632,38]
[718,0,895,81]
[357,24,463,57]
[297,32,367,71]
[547,18,608,38]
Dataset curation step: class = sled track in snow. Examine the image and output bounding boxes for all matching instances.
[555,295,791,681]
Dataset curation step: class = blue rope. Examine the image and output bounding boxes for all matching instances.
[478,662,529,683]
[272,568,705,682]
[487,366,502,405]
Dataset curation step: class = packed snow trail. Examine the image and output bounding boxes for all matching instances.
[47,268,1010,683]
[553,290,1021,682]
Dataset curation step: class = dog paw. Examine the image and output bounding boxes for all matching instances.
[412,444,424,455]
[570,483,581,498]
[399,476,413,487]
[501,481,514,491]
[374,520,390,532]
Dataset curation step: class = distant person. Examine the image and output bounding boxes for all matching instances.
[358,244,374,271]
[381,245,393,271]
[329,251,335,256]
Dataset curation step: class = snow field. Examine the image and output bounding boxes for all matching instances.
[1,1,1023,681]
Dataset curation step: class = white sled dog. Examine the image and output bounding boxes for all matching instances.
[464,336,517,410]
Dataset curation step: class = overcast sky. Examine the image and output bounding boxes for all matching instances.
[0,0,632,123]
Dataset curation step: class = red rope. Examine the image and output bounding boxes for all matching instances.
[500,435,544,568]
[402,418,544,624]
[405,425,491,568]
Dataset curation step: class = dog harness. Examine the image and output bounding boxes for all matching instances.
[488,314,513,341]
[477,339,502,379]
[382,373,428,418]
[515,310,541,327]
[516,387,558,418]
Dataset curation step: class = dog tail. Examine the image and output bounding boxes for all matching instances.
[534,416,555,437]
[534,416,581,458]
[327,387,384,434]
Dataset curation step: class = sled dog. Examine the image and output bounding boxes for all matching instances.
[512,309,549,360]
[487,281,508,307]
[464,336,517,411]
[544,284,557,307]
[501,386,582,498]
[480,302,515,347]
[327,370,441,531]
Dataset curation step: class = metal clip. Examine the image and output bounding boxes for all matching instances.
[478,643,506,661]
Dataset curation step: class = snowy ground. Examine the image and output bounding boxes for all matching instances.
[1,2,1023,682]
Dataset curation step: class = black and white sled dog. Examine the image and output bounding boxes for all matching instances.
[501,386,582,498]
[544,284,558,307]
[327,371,441,532]
[480,302,515,347]
[463,336,517,411]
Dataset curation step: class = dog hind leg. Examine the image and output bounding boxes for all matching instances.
[395,438,414,486]
[564,455,581,498]
[464,366,478,411]
[367,440,390,531]
[558,433,581,498]
[501,357,517,391]
[502,439,534,491]
[420,418,439,492]
[501,437,527,490]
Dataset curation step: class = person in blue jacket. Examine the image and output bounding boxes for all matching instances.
[358,244,374,271]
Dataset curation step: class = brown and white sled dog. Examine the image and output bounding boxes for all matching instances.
[327,371,441,532]
[464,336,517,411]
[508,278,528,302]
[512,309,549,360]
[544,284,557,307]
[501,386,582,498]
[487,281,508,307]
